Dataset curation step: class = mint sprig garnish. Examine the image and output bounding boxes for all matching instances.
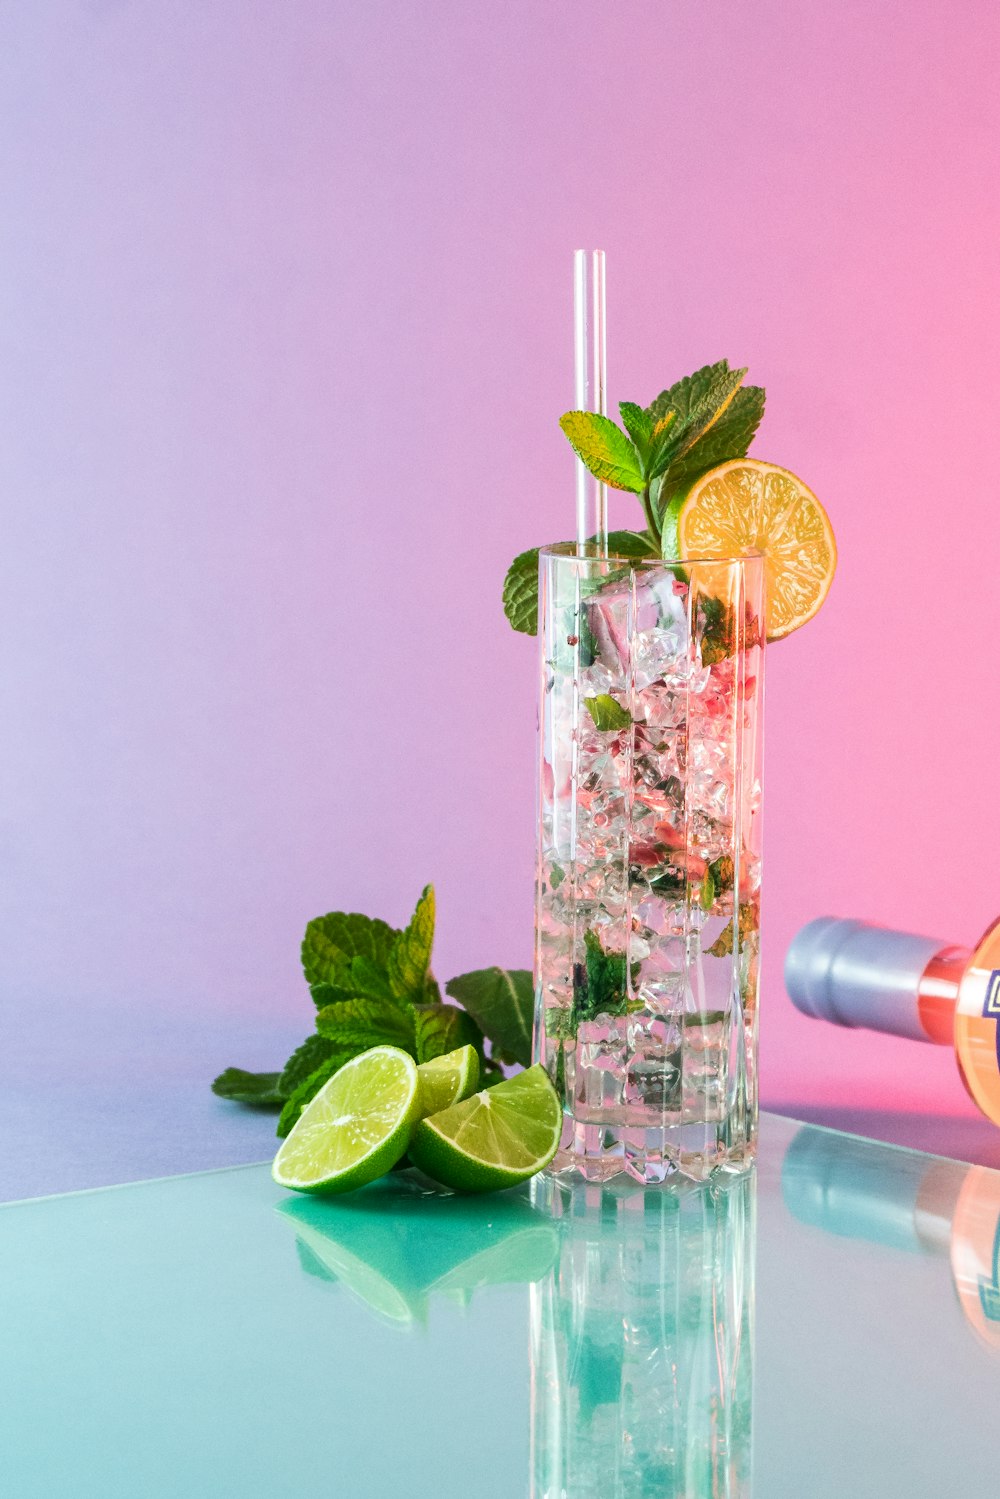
[502,529,657,638]
[212,886,535,1135]
[501,359,765,636]
[558,411,645,493]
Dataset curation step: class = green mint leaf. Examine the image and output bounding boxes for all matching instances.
[388,885,436,1002]
[315,996,416,1052]
[699,869,716,912]
[350,955,397,1000]
[549,864,565,890]
[558,412,644,494]
[301,911,398,990]
[708,855,734,894]
[445,967,534,1069]
[654,367,747,481]
[576,929,632,1022]
[657,384,766,505]
[306,953,396,1008]
[643,361,750,487]
[277,1054,350,1137]
[502,545,543,635]
[673,368,749,459]
[308,980,357,1007]
[585,694,632,732]
[603,530,659,560]
[414,1003,483,1064]
[502,531,656,638]
[211,1067,286,1107]
[513,546,585,641]
[644,410,679,479]
[279,1033,342,1096]
[618,401,653,458]
[644,360,732,426]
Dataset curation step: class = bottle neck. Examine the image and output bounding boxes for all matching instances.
[917,945,971,1044]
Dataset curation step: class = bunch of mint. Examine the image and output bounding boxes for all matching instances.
[502,359,765,634]
[212,886,533,1137]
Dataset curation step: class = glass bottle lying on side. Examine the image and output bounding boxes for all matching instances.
[785,915,1000,1128]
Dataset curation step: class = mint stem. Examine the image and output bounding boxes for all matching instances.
[640,485,660,546]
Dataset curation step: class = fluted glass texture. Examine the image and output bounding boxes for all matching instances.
[530,1172,755,1498]
[534,545,765,1182]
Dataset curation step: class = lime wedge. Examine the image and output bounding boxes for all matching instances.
[408,1065,563,1194]
[417,1044,480,1116]
[272,1046,420,1195]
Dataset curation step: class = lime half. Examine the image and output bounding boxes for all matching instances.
[408,1065,562,1194]
[417,1044,481,1116]
[272,1046,420,1195]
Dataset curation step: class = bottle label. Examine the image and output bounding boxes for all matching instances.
[984,971,1000,1020]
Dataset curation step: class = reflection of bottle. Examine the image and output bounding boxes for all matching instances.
[785,915,1000,1126]
[782,1126,1000,1350]
[530,1174,754,1499]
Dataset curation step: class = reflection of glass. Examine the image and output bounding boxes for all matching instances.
[535,545,765,1185]
[278,1181,558,1329]
[782,1127,1000,1350]
[530,1172,755,1497]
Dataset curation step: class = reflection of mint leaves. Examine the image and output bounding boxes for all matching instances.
[585,694,632,732]
[213,886,536,1131]
[502,529,656,637]
[501,360,766,633]
[445,967,534,1069]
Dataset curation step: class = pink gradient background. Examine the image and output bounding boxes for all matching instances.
[2,1,1000,1166]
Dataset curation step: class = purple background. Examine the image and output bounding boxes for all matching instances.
[3,1,1000,1195]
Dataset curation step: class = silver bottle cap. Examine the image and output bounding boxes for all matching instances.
[785,916,946,1043]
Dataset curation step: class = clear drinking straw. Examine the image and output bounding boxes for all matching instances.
[574,249,609,554]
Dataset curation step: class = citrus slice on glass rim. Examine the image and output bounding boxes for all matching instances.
[663,458,837,640]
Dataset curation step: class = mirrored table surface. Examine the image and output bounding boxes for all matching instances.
[2,1112,997,1498]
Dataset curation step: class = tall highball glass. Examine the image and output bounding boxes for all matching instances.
[534,544,765,1183]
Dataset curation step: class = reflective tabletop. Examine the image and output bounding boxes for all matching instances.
[2,1112,998,1498]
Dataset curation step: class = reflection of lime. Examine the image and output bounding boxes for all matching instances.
[429,1225,559,1296]
[290,1214,423,1326]
[664,458,837,639]
[417,1045,480,1116]
[272,1047,420,1194]
[277,1177,559,1329]
[409,1066,562,1193]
